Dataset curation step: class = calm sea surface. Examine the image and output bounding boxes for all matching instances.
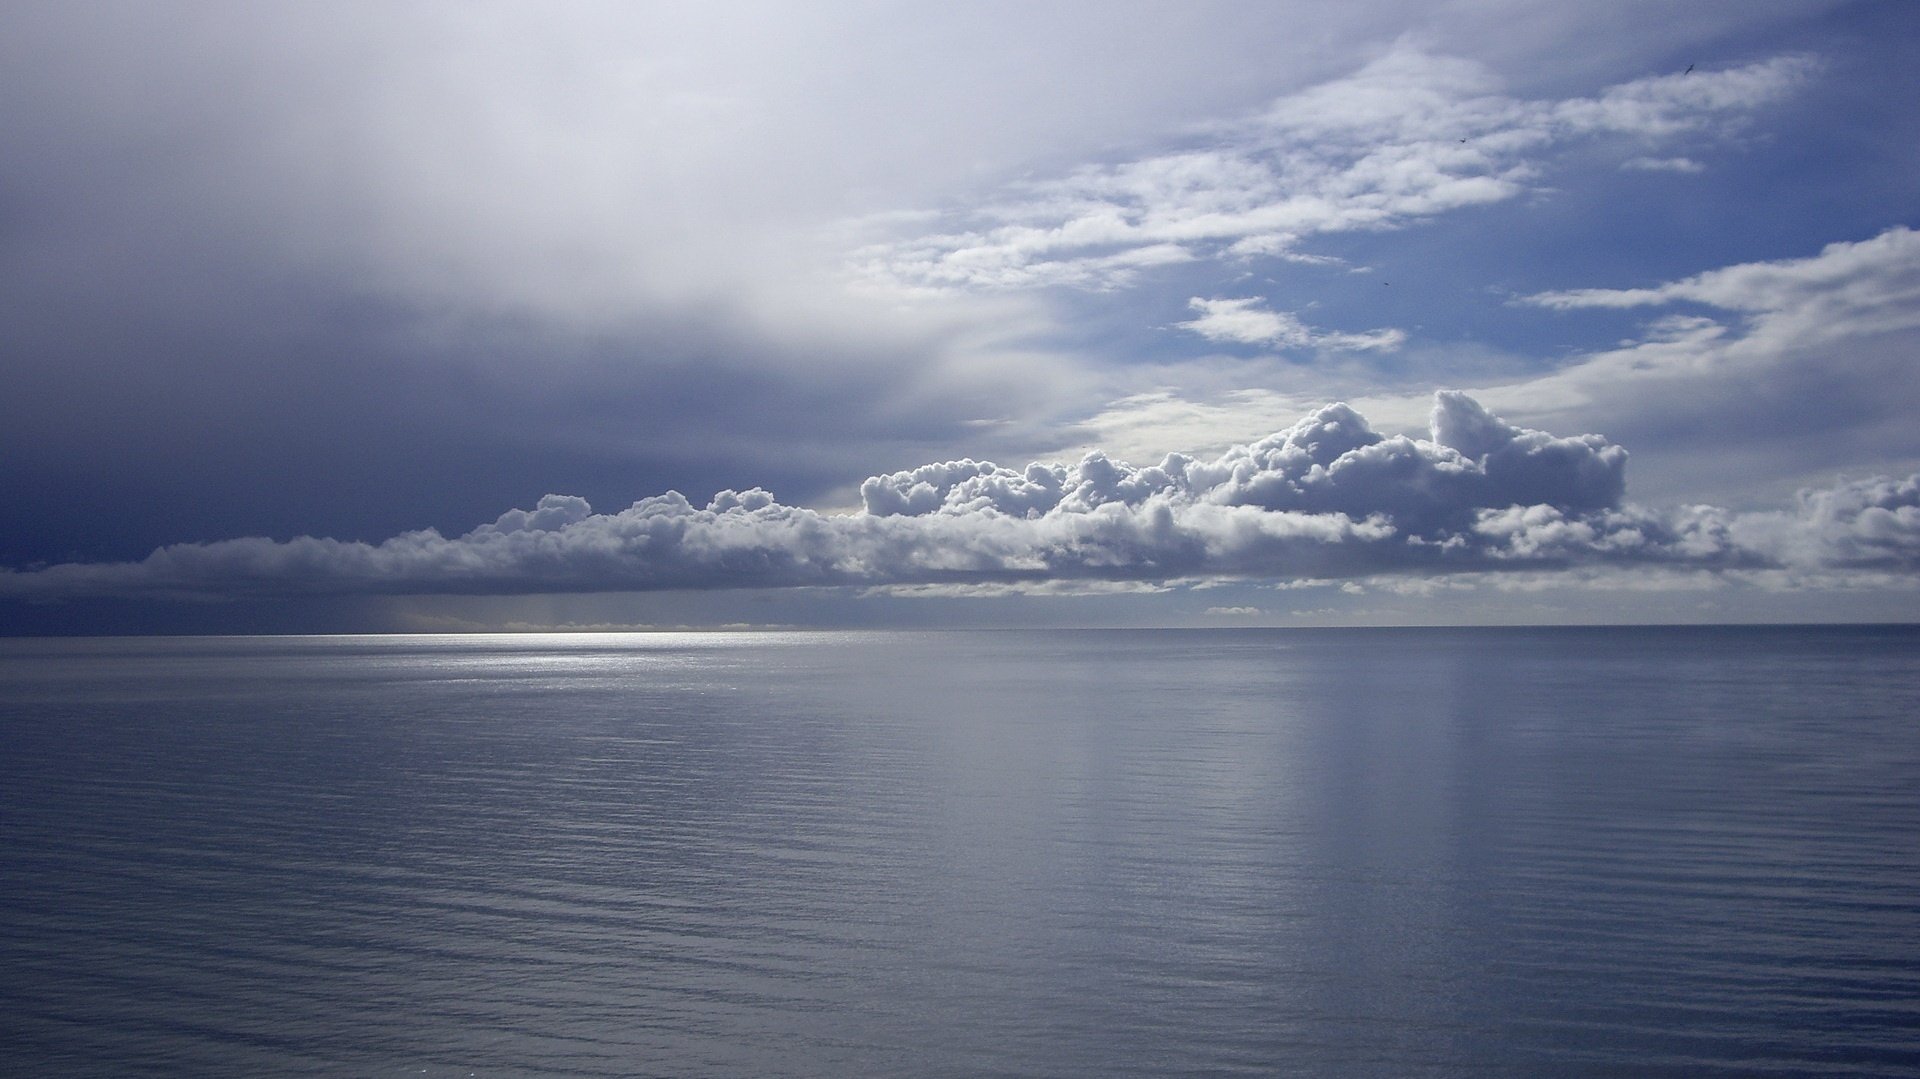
[2,627,1917,1077]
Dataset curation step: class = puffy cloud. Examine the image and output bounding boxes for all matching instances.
[1466,474,1920,577]
[1482,225,1920,498]
[858,392,1627,542]
[1176,297,1405,352]
[1727,475,1920,570]
[1083,226,1920,512]
[859,48,1814,292]
[5,394,1911,603]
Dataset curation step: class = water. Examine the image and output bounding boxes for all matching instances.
[2,626,1918,1077]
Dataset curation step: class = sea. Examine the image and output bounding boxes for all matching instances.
[2,626,1917,1077]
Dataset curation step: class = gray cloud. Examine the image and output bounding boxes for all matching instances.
[13,4,1568,573]
[860,391,1625,535]
[0,1,1885,611]
[5,394,1910,603]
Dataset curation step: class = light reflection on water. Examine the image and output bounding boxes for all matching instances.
[3,627,1919,1076]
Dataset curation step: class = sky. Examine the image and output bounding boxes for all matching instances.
[3,0,1918,633]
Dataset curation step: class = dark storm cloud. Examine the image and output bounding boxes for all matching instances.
[5,395,1910,603]
[0,2,1095,566]
[0,282,1018,567]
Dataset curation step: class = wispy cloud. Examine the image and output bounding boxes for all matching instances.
[857,47,1815,292]
[1621,155,1705,173]
[5,393,1910,603]
[1521,225,1920,319]
[1490,225,1920,495]
[1177,296,1404,352]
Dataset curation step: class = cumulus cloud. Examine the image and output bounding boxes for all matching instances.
[1176,297,1405,352]
[4,393,1912,603]
[1069,224,1920,508]
[859,48,1814,292]
[857,390,1626,534]
[1726,475,1920,571]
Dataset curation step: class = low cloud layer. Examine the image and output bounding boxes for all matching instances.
[5,394,1912,603]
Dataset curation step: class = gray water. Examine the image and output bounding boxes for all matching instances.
[2,626,1918,1077]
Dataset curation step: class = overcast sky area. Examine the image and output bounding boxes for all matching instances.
[3,0,1918,633]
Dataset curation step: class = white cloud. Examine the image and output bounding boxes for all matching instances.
[857,390,1626,532]
[1522,225,1920,322]
[1052,388,1331,469]
[860,48,1814,292]
[1070,226,1920,505]
[1622,156,1705,173]
[1727,474,1920,570]
[5,393,1911,603]
[1485,226,1920,496]
[1176,297,1405,352]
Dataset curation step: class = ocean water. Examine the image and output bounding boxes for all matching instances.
[2,626,1917,1077]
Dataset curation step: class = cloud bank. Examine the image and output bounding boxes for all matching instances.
[5,394,1912,603]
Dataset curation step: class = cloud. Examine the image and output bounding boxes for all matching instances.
[1486,225,1920,496]
[1522,225,1920,320]
[1727,474,1920,570]
[1621,156,1705,173]
[0,5,1864,587]
[1466,472,1920,575]
[857,391,1626,534]
[859,48,1814,292]
[1176,297,1405,352]
[1066,224,1920,508]
[5,393,1911,603]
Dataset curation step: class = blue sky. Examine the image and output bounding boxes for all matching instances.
[3,1,1917,632]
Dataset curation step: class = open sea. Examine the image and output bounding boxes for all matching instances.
[2,626,1918,1077]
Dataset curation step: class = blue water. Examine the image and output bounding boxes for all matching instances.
[3,627,1918,1076]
